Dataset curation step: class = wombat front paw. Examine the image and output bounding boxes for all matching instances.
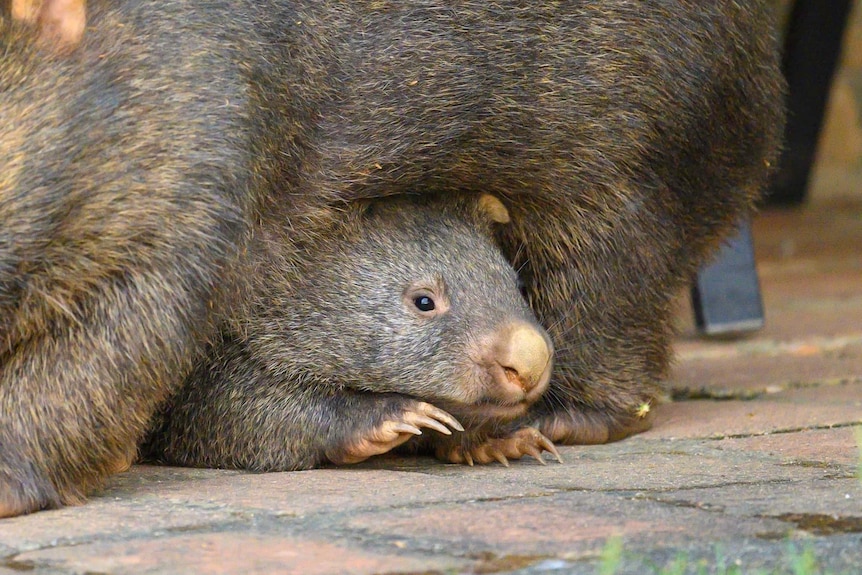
[437,427,562,467]
[326,401,463,465]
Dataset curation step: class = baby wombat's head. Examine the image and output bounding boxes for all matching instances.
[256,193,553,425]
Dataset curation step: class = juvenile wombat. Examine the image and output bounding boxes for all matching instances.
[144,193,561,469]
[1,0,784,516]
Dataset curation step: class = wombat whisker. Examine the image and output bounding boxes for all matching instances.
[541,386,570,413]
[513,249,529,274]
[543,317,568,335]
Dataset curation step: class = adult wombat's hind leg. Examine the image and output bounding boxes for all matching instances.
[0,266,216,517]
[502,203,669,446]
[491,0,785,445]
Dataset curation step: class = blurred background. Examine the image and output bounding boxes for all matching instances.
[771,0,862,205]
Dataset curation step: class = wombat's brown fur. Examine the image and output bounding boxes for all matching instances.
[1,0,784,515]
[144,193,560,469]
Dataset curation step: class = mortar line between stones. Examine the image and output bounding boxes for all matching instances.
[703,420,862,440]
[676,333,862,361]
[670,376,862,401]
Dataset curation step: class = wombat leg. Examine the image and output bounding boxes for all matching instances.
[0,453,58,518]
[0,269,209,516]
[500,204,672,446]
[532,393,657,445]
[434,427,561,467]
[143,341,465,471]
[327,401,463,465]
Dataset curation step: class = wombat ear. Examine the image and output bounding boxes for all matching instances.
[477,194,511,224]
[12,0,86,53]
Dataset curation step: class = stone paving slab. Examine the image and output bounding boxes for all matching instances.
[342,491,788,558]
[643,383,862,440]
[12,532,461,575]
[713,427,862,467]
[746,301,862,345]
[644,477,862,523]
[674,333,862,363]
[758,265,862,300]
[3,427,859,574]
[510,536,862,575]
[754,206,862,258]
[670,345,862,397]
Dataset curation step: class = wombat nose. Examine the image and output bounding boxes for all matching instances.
[497,322,553,394]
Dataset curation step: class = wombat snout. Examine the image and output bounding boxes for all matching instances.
[476,320,553,417]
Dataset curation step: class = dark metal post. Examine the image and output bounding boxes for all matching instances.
[692,220,764,336]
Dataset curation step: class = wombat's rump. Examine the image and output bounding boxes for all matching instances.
[1,0,784,515]
[144,194,560,469]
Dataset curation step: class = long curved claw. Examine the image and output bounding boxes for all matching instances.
[435,426,562,468]
[523,444,547,465]
[330,400,462,465]
[536,433,563,464]
[491,449,510,468]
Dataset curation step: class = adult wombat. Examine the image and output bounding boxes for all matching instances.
[1,0,784,516]
[144,193,561,470]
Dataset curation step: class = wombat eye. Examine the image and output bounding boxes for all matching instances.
[414,296,436,312]
[404,284,449,318]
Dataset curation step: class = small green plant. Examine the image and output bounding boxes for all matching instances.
[661,553,690,575]
[592,538,843,575]
[787,542,818,575]
[598,535,624,575]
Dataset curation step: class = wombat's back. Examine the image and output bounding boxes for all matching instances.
[301,1,782,245]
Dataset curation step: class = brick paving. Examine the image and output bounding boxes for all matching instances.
[1,202,861,574]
